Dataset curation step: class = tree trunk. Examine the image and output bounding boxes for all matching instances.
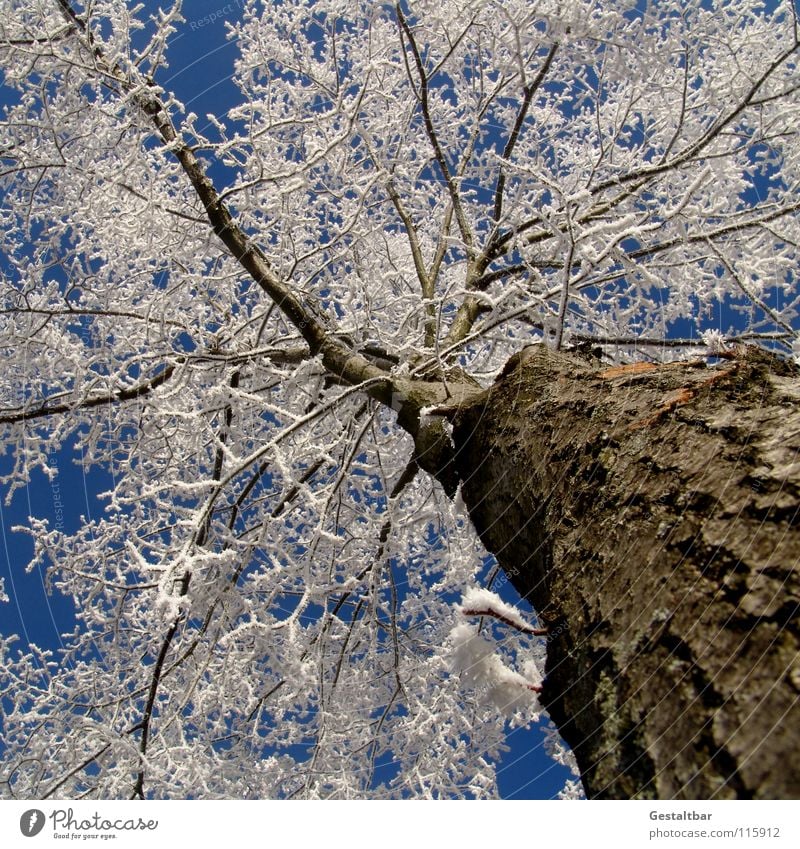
[451,345,800,799]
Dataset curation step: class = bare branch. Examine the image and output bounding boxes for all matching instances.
[395,4,474,255]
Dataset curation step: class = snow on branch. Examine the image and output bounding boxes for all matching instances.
[448,623,542,717]
[458,587,548,636]
[448,588,545,719]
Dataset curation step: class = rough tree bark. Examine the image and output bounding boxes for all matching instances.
[449,344,800,799]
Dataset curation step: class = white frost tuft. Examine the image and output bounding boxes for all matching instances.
[458,587,531,632]
[448,623,541,717]
[701,328,728,354]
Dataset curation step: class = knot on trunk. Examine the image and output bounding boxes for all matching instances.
[412,415,460,497]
